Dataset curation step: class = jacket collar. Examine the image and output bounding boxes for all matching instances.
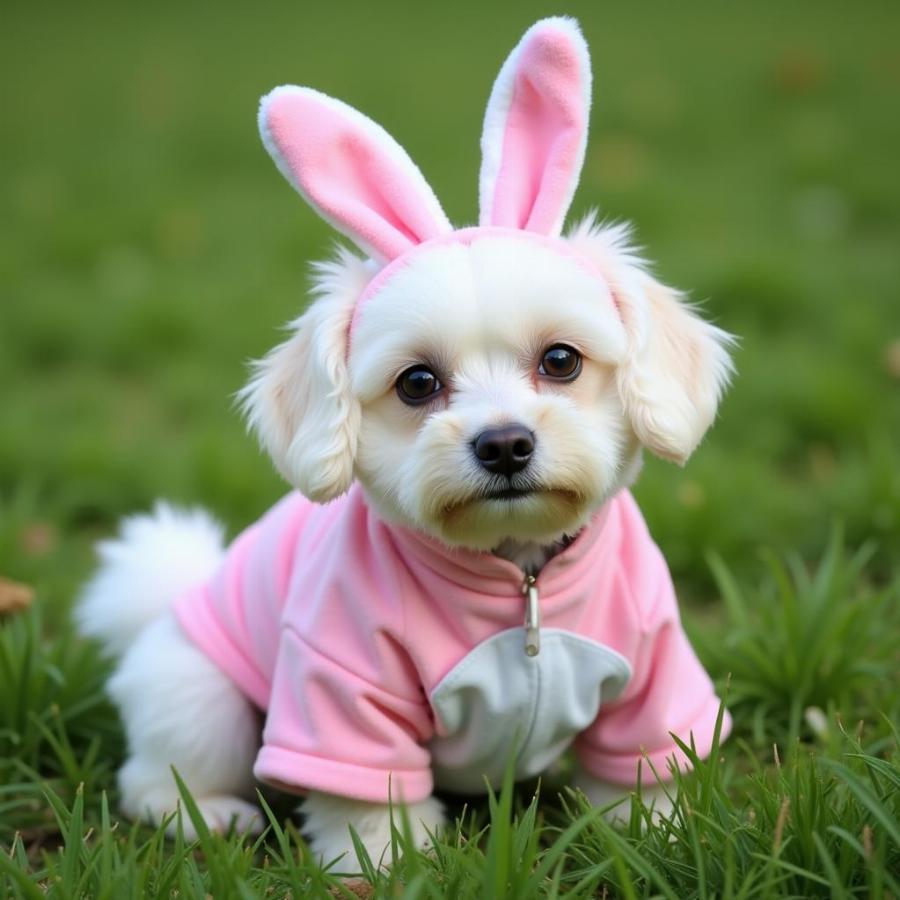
[377,497,616,599]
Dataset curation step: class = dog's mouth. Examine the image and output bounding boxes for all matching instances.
[479,486,535,501]
[439,483,585,520]
[437,483,588,539]
[476,483,583,504]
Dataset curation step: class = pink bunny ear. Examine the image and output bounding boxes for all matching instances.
[479,18,592,235]
[259,86,452,262]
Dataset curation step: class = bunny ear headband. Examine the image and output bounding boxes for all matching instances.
[259,17,596,328]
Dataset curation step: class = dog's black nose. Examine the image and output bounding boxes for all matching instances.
[473,424,535,477]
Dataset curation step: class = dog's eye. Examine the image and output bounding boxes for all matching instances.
[396,366,442,405]
[539,345,581,381]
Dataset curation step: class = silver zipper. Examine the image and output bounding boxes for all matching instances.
[522,573,540,657]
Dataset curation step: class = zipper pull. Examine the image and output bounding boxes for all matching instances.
[522,574,540,657]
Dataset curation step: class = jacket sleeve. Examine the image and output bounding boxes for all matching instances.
[254,625,436,804]
[575,523,730,786]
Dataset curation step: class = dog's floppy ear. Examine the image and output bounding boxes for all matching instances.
[259,86,452,263]
[239,250,369,502]
[479,17,591,235]
[615,274,734,464]
[569,218,734,464]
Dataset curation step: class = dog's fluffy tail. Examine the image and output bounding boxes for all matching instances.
[75,502,226,657]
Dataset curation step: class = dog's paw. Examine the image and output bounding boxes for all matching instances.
[573,771,675,827]
[121,785,263,838]
[189,795,264,837]
[301,792,445,869]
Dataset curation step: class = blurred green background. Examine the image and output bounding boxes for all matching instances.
[2,0,899,605]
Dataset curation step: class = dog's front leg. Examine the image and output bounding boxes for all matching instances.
[573,770,675,825]
[300,791,445,869]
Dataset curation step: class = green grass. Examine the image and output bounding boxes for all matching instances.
[2,543,899,896]
[2,0,899,895]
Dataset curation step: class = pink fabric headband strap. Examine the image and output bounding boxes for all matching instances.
[347,226,614,340]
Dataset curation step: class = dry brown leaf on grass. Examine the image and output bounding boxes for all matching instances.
[0,576,35,615]
[330,879,375,899]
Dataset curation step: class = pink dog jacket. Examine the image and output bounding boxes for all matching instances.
[173,486,730,803]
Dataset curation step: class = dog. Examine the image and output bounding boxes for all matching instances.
[77,17,734,866]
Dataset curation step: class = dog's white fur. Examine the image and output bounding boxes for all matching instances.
[78,216,731,866]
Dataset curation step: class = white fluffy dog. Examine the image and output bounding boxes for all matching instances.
[77,18,733,866]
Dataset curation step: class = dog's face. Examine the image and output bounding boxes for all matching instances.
[241,222,733,550]
[351,236,630,548]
